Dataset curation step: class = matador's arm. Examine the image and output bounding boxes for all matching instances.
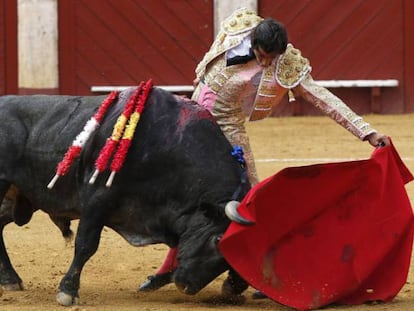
[294,74,377,140]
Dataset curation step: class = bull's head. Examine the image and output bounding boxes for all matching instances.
[172,200,253,295]
[173,151,253,295]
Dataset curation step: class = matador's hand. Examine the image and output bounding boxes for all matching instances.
[366,132,390,147]
[193,77,200,87]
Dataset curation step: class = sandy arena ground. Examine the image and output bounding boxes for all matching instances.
[1,113,414,310]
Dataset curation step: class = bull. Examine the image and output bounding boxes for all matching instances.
[0,86,251,306]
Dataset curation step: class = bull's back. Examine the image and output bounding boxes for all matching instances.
[1,95,102,151]
[0,95,104,212]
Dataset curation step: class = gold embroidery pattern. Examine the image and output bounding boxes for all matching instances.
[259,84,278,97]
[204,56,232,94]
[276,44,311,88]
[249,63,287,121]
[261,66,274,81]
[195,8,262,80]
[257,64,277,98]
[299,75,376,140]
[204,56,262,103]
[222,8,262,35]
[208,95,259,185]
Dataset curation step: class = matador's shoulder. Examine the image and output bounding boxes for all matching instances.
[276,44,312,88]
[221,8,262,35]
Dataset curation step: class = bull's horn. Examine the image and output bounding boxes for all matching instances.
[225,201,255,225]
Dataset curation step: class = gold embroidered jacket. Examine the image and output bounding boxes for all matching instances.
[194,8,377,140]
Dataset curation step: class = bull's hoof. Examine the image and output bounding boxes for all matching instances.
[220,282,246,305]
[1,282,24,291]
[56,291,80,306]
[221,273,248,296]
[252,290,268,299]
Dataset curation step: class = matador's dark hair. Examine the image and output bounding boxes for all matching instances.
[251,18,288,54]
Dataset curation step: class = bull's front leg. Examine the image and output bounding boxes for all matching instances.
[0,224,24,290]
[56,216,104,306]
[0,185,24,291]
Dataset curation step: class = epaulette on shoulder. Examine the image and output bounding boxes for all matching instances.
[222,8,263,35]
[276,44,311,88]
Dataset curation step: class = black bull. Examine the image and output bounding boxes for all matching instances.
[0,87,251,305]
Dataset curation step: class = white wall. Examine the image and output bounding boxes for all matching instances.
[18,0,58,89]
[16,0,258,90]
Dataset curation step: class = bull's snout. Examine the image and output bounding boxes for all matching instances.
[173,275,199,295]
[175,282,198,295]
[225,201,255,225]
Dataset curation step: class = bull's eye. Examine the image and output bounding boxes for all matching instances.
[209,235,223,249]
[213,235,222,245]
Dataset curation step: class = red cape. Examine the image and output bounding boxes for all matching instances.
[220,141,414,310]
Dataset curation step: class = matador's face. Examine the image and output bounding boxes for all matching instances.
[253,47,279,67]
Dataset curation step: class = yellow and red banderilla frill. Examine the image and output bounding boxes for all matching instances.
[105,79,153,187]
[89,79,153,186]
[48,79,153,189]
